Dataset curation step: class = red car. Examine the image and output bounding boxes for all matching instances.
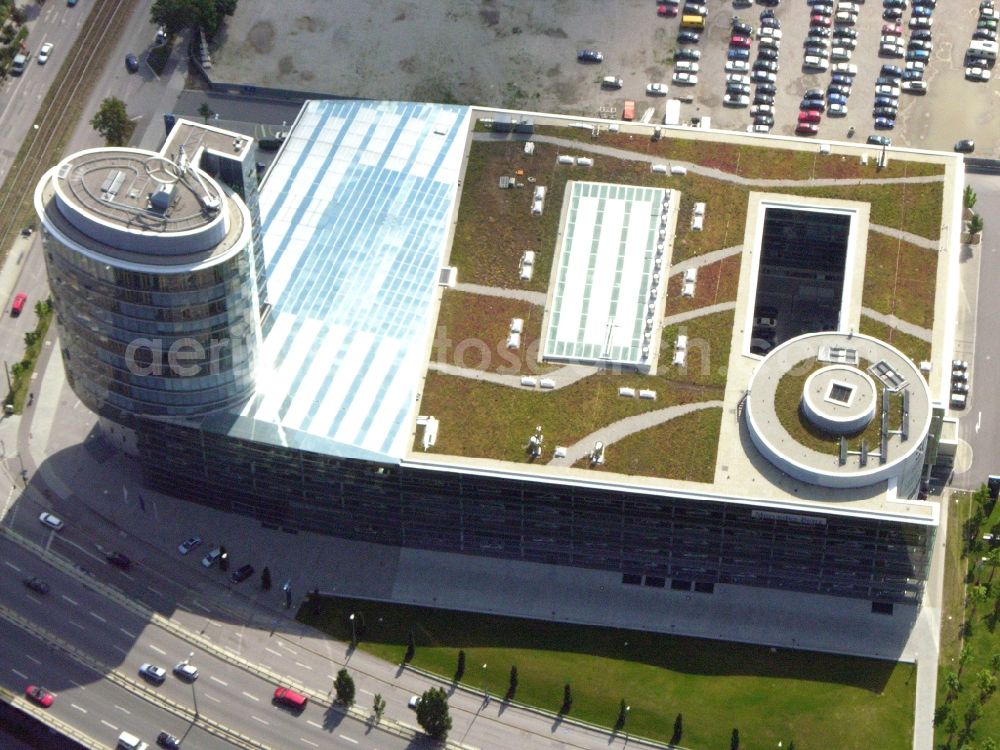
[882,23,902,35]
[25,685,54,707]
[657,3,678,16]
[730,34,752,48]
[810,14,832,25]
[798,111,822,124]
[11,292,27,316]
[796,123,819,135]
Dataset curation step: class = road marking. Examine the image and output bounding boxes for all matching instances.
[148,644,166,655]
[63,538,105,564]
[69,680,85,690]
[191,600,211,613]
[100,720,118,730]
[306,720,322,729]
[4,561,20,571]
[119,571,134,581]
[338,735,358,745]
[71,703,87,713]
[114,705,130,714]
[976,411,982,433]
[299,739,319,748]
[61,595,79,606]
[277,642,298,655]
[146,586,165,597]
[89,611,107,623]
[12,668,28,679]
[295,661,313,670]
[251,715,269,725]
[265,647,282,657]
[210,676,228,686]
[25,655,40,665]
[69,620,85,630]
[233,632,243,638]
[204,693,221,703]
[119,628,136,639]
[242,691,260,701]
[111,645,127,656]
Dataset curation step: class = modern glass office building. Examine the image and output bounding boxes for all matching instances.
[34,125,263,422]
[38,100,963,607]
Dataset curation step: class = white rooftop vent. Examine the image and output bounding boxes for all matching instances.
[510,318,524,334]
[149,182,175,213]
[591,441,605,466]
[619,387,636,398]
[101,170,126,201]
[540,378,556,389]
[639,389,657,400]
[524,142,535,155]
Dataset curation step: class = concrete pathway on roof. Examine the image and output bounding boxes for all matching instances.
[427,360,599,389]
[547,400,724,467]
[868,225,941,251]
[453,282,547,306]
[668,245,743,273]
[479,133,947,189]
[861,309,933,342]
[662,301,737,328]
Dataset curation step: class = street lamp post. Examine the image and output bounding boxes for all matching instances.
[187,652,199,717]
[482,663,489,704]
[349,613,356,645]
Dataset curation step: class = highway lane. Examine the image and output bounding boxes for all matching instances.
[1,618,233,750]
[1,533,417,749]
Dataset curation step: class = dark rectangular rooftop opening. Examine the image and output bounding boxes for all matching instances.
[752,207,852,352]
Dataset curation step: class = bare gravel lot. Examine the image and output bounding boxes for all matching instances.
[208,0,998,153]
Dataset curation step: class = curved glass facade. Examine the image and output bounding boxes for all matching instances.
[44,237,260,418]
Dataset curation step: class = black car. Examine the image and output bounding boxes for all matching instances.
[828,83,851,95]
[760,14,779,28]
[757,47,779,60]
[867,134,892,146]
[754,93,775,105]
[675,49,700,61]
[157,732,181,749]
[911,28,933,40]
[881,64,903,78]
[754,114,775,126]
[125,53,139,73]
[800,98,825,112]
[678,30,701,43]
[873,106,899,118]
[23,577,50,595]
[577,49,603,63]
[732,20,753,34]
[883,7,903,19]
[231,564,254,584]
[753,59,777,71]
[804,87,825,99]
[973,28,997,40]
[807,27,831,38]
[106,551,131,570]
[955,139,976,153]
[756,82,777,95]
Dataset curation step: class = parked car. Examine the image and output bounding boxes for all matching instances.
[676,60,700,72]
[657,3,678,16]
[731,34,752,48]
[795,123,819,135]
[106,552,131,570]
[723,93,750,107]
[874,117,896,130]
[881,64,903,78]
[873,106,899,118]
[231,564,254,584]
[902,80,928,93]
[757,47,779,60]
[955,139,976,153]
[725,59,750,73]
[678,30,701,44]
[577,49,604,62]
[798,110,822,123]
[751,70,776,83]
[672,70,698,85]
[754,93,775,105]
[867,134,892,146]
[966,65,991,81]
[828,102,848,116]
[675,48,701,61]
[202,547,223,568]
[756,82,777,95]
[39,512,64,531]
[177,536,202,555]
[646,82,668,96]
[803,55,829,70]
[601,76,623,89]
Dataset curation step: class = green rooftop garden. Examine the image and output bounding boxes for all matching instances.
[664,255,741,317]
[660,309,735,390]
[861,231,939,329]
[859,316,932,369]
[572,406,722,482]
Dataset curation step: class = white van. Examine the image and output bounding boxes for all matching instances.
[117,732,149,750]
[969,40,998,59]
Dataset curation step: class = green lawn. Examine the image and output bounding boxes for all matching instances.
[858,316,932,368]
[933,488,1000,748]
[300,595,915,750]
[660,309,736,389]
[664,254,741,317]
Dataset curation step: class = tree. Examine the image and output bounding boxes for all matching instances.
[934,703,952,726]
[981,737,998,750]
[671,713,683,744]
[198,102,215,123]
[415,687,452,741]
[730,728,740,750]
[507,665,518,700]
[966,700,982,727]
[91,97,130,146]
[561,683,573,714]
[151,0,239,38]
[961,645,974,675]
[965,185,978,209]
[261,566,271,590]
[334,668,355,706]
[969,213,985,236]
[455,650,466,681]
[404,629,415,663]
[946,669,962,699]
[991,653,1000,674]
[372,693,385,723]
[977,668,997,698]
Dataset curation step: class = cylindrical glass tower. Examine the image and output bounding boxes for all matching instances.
[34,146,262,421]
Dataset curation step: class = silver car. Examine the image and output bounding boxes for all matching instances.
[139,663,167,684]
[39,512,64,531]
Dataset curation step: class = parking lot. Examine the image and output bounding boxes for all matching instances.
[208,0,998,153]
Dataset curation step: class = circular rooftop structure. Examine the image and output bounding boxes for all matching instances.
[744,332,932,490]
